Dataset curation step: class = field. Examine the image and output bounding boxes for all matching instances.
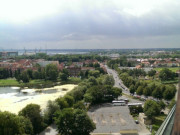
[0,78,82,88]
[0,79,19,86]
[0,79,55,87]
[151,114,167,135]
[60,77,82,84]
[154,67,179,73]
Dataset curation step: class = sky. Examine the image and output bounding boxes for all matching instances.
[0,0,180,49]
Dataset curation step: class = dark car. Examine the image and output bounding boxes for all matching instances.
[135,120,139,124]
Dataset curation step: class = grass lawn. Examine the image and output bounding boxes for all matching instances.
[154,67,179,73]
[20,79,57,88]
[0,79,19,86]
[151,114,167,134]
[28,79,53,85]
[61,77,82,84]
[0,77,82,88]
[0,79,56,88]
[161,79,179,84]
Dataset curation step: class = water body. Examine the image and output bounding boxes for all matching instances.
[0,84,77,114]
[17,49,90,55]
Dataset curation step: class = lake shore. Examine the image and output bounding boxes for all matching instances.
[0,84,77,114]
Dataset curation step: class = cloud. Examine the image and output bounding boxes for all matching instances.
[0,0,180,49]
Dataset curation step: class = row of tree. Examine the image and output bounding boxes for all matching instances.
[67,74,122,105]
[107,56,135,69]
[119,71,176,100]
[14,64,59,83]
[0,68,13,79]
[13,63,106,83]
[118,68,147,78]
[16,53,108,62]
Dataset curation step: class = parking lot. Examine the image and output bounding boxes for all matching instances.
[88,103,140,134]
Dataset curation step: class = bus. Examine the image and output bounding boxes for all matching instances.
[127,103,142,107]
[112,100,126,106]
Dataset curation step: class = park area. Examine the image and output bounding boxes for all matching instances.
[154,67,179,73]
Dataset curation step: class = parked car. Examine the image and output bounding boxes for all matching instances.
[135,120,139,124]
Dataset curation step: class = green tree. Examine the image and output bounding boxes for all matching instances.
[152,86,163,99]
[112,87,122,98]
[0,111,33,135]
[15,69,21,82]
[88,77,98,86]
[33,71,40,79]
[44,100,60,124]
[102,75,115,86]
[84,86,103,104]
[129,85,136,94]
[56,97,69,109]
[159,68,175,81]
[96,67,105,74]
[163,85,176,100]
[84,93,93,103]
[136,86,144,95]
[20,71,30,83]
[59,69,69,81]
[93,63,100,68]
[45,64,58,80]
[64,95,74,107]
[148,69,156,77]
[73,101,86,110]
[168,99,176,109]
[143,87,152,96]
[59,73,68,81]
[18,104,45,134]
[144,100,160,119]
[148,83,156,92]
[79,71,85,78]
[27,69,33,79]
[55,108,95,135]
[159,100,166,110]
[88,70,100,78]
[68,86,86,102]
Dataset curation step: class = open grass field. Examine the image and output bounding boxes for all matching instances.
[0,77,82,87]
[0,79,19,86]
[60,77,82,84]
[0,79,55,87]
[154,67,179,73]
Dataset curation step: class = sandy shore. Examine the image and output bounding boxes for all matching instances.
[0,84,77,114]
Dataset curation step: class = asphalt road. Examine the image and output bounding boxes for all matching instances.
[105,65,130,95]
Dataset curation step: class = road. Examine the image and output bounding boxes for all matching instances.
[39,124,58,135]
[105,65,130,95]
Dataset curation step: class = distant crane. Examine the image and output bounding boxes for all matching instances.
[34,48,37,54]
[23,47,27,55]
